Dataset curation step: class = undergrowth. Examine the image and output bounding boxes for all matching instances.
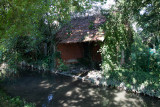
[0,89,35,107]
[103,69,160,98]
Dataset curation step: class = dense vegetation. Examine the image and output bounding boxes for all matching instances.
[0,0,96,72]
[0,89,35,107]
[101,0,160,97]
[0,0,159,104]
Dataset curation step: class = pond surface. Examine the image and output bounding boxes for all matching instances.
[2,73,160,107]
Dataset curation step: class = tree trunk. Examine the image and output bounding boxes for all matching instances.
[44,43,47,56]
[121,50,125,65]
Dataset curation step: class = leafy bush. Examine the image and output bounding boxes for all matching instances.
[0,50,3,64]
[101,34,159,97]
[100,3,159,98]
[57,59,68,71]
[88,21,95,30]
[103,69,160,98]
[0,89,35,107]
[130,35,160,72]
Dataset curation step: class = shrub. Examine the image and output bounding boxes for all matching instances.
[57,59,68,71]
[0,89,35,107]
[102,69,160,98]
[130,35,160,72]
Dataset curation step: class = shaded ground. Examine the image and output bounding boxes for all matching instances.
[1,73,160,107]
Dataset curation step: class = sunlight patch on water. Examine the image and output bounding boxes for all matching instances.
[39,83,51,89]
[63,103,69,107]
[114,91,127,101]
[56,83,70,90]
[75,87,81,93]
[41,80,48,84]
[89,90,95,96]
[70,100,79,103]
[79,94,85,99]
[65,91,73,96]
[114,91,146,107]
[93,101,100,105]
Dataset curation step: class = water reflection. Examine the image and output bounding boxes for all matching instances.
[48,94,54,103]
[42,93,54,107]
[42,104,46,107]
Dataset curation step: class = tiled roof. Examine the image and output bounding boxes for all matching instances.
[56,15,106,43]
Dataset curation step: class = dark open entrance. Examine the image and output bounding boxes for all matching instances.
[78,42,101,70]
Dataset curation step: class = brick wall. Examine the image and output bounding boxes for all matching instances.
[57,43,84,64]
[57,42,101,64]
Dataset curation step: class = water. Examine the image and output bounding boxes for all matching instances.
[2,74,160,107]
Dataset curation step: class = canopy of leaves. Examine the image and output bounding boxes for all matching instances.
[0,0,105,71]
[101,0,159,71]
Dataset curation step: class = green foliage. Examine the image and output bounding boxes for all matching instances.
[0,0,47,73]
[57,59,69,71]
[101,0,159,72]
[0,0,47,39]
[0,0,102,73]
[0,34,43,74]
[103,69,160,98]
[100,6,132,71]
[130,35,160,72]
[136,1,160,34]
[0,89,35,107]
[0,49,3,64]
[101,0,160,98]
[88,21,95,30]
